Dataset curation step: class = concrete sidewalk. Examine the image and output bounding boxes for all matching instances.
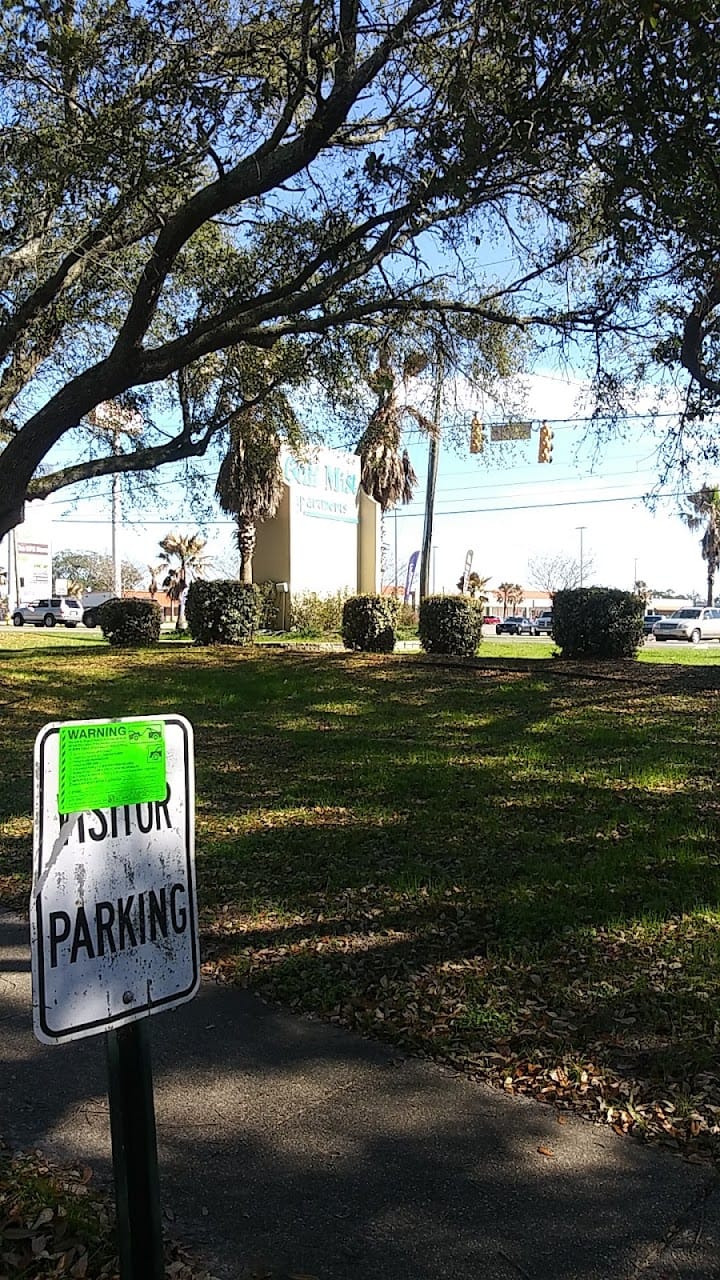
[2,908,719,1279]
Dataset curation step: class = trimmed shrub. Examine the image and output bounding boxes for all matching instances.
[185,580,260,645]
[341,594,398,652]
[553,588,645,659]
[97,597,161,647]
[418,595,483,657]
[291,590,349,637]
[256,581,281,630]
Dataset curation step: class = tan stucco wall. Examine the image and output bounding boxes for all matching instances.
[253,485,291,586]
[357,487,380,593]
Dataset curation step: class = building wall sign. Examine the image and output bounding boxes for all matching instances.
[17,541,51,594]
[17,541,49,556]
[283,453,359,525]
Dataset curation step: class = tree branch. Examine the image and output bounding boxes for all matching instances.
[681,279,720,395]
[111,0,435,355]
[0,201,161,367]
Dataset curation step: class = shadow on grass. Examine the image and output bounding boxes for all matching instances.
[3,647,720,1155]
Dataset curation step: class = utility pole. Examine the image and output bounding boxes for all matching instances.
[11,527,19,608]
[89,402,143,600]
[111,429,122,598]
[419,354,443,600]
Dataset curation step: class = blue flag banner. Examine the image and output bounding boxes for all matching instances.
[404,550,420,604]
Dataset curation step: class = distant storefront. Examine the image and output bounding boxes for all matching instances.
[648,595,693,614]
[253,447,380,600]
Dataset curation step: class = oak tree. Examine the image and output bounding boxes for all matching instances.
[1,0,716,539]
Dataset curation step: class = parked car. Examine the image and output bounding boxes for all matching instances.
[12,596,83,628]
[496,615,539,636]
[81,592,116,627]
[652,607,720,643]
[483,615,502,626]
[535,612,554,635]
[642,613,663,636]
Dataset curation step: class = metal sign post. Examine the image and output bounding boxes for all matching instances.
[31,714,198,1280]
[107,1019,164,1280]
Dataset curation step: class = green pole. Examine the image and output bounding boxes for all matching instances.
[106,1019,165,1280]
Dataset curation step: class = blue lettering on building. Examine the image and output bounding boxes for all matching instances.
[283,454,358,497]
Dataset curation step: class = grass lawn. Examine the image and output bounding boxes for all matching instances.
[3,631,720,1161]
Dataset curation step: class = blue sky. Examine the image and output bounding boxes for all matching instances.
[47,367,711,600]
[390,370,706,599]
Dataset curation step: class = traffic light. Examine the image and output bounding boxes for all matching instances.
[538,420,553,463]
[470,413,484,454]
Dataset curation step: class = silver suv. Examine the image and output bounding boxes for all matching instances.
[535,612,553,635]
[12,596,83,628]
[652,607,720,643]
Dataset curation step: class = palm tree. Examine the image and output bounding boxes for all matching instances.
[495,582,524,617]
[681,486,720,606]
[158,533,211,629]
[215,404,286,585]
[147,563,164,599]
[464,571,491,601]
[356,346,425,511]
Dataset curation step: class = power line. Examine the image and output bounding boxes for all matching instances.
[391,490,686,518]
[56,485,686,525]
[430,468,662,498]
[408,408,720,428]
[48,405,719,504]
[52,517,237,526]
[48,457,656,506]
[48,469,218,506]
[50,457,666,509]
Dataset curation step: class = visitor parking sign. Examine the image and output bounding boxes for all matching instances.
[31,715,199,1045]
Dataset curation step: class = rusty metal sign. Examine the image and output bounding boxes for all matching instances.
[31,715,198,1045]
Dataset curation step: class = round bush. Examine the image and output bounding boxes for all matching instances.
[341,595,397,652]
[97,597,161,647]
[185,580,260,645]
[553,587,645,659]
[418,595,483,656]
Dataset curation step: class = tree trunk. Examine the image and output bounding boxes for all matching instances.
[176,574,188,631]
[707,570,714,607]
[237,517,256,585]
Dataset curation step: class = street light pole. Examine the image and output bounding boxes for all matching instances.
[394,505,399,599]
[577,526,586,587]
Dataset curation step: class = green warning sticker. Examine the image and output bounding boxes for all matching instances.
[58,720,167,813]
